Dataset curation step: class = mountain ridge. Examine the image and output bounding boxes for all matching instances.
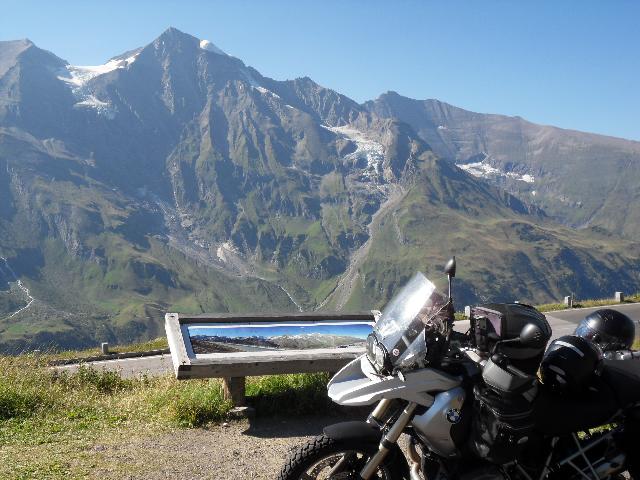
[0,27,638,351]
[372,90,640,143]
[367,90,640,237]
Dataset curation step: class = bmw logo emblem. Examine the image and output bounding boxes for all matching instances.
[446,408,462,424]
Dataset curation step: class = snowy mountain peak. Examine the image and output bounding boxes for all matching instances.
[199,39,227,56]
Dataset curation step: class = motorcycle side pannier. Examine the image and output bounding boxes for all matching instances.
[470,383,535,465]
[469,303,547,464]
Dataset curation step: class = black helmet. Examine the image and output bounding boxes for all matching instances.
[574,309,636,351]
[540,335,603,393]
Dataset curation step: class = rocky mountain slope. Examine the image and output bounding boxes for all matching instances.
[366,91,640,237]
[0,28,638,351]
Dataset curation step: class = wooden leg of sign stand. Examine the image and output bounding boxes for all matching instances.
[223,376,246,405]
[223,377,254,418]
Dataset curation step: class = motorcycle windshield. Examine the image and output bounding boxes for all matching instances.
[374,272,449,369]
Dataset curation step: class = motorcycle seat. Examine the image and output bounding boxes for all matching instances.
[601,360,640,408]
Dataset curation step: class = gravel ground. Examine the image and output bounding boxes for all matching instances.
[85,413,359,479]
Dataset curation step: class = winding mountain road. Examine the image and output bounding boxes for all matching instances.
[54,303,640,378]
[0,256,35,320]
[317,186,406,310]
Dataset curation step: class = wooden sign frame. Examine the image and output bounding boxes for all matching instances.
[164,312,376,380]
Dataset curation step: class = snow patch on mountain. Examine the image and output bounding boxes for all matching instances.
[520,174,535,183]
[322,125,385,182]
[457,157,535,184]
[58,54,139,87]
[74,95,117,119]
[241,71,281,99]
[234,67,285,100]
[199,39,227,56]
[57,54,139,118]
[256,85,281,99]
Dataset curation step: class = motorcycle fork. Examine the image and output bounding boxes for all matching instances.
[328,399,396,476]
[360,402,418,480]
[367,398,393,427]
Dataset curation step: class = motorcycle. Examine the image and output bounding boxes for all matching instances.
[277,257,640,480]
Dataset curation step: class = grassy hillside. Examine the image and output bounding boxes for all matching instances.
[0,235,296,353]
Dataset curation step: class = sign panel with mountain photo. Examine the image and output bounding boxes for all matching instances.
[188,321,373,355]
[164,312,377,379]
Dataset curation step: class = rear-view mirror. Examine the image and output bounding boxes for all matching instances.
[519,323,546,349]
[444,257,456,278]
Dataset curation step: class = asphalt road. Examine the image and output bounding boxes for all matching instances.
[454,303,640,342]
[544,302,640,340]
[54,351,174,378]
[54,303,640,378]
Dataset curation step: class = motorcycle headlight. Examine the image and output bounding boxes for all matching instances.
[366,333,389,373]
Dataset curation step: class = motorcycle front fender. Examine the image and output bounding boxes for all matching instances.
[323,421,381,443]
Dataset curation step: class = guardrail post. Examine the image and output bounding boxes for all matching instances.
[223,377,246,407]
[615,291,625,303]
[564,295,573,308]
[101,342,110,354]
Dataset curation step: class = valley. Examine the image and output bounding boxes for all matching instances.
[0,28,639,351]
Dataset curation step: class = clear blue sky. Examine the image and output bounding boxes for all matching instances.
[2,0,639,140]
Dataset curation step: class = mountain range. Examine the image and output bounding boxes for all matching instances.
[1,27,639,352]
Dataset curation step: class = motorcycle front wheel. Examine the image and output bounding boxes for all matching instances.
[277,434,410,480]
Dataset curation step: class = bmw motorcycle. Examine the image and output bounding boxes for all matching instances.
[278,258,640,480]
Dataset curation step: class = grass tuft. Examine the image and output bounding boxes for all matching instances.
[535,303,567,313]
[0,384,49,421]
[165,380,232,427]
[536,293,640,312]
[54,366,135,394]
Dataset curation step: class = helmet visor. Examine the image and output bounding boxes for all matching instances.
[574,323,598,341]
[575,315,634,351]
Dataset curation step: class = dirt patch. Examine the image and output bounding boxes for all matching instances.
[82,414,353,479]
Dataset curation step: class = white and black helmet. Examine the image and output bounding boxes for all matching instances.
[540,335,603,393]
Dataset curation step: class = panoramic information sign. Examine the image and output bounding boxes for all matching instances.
[165,312,376,379]
[187,320,373,356]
